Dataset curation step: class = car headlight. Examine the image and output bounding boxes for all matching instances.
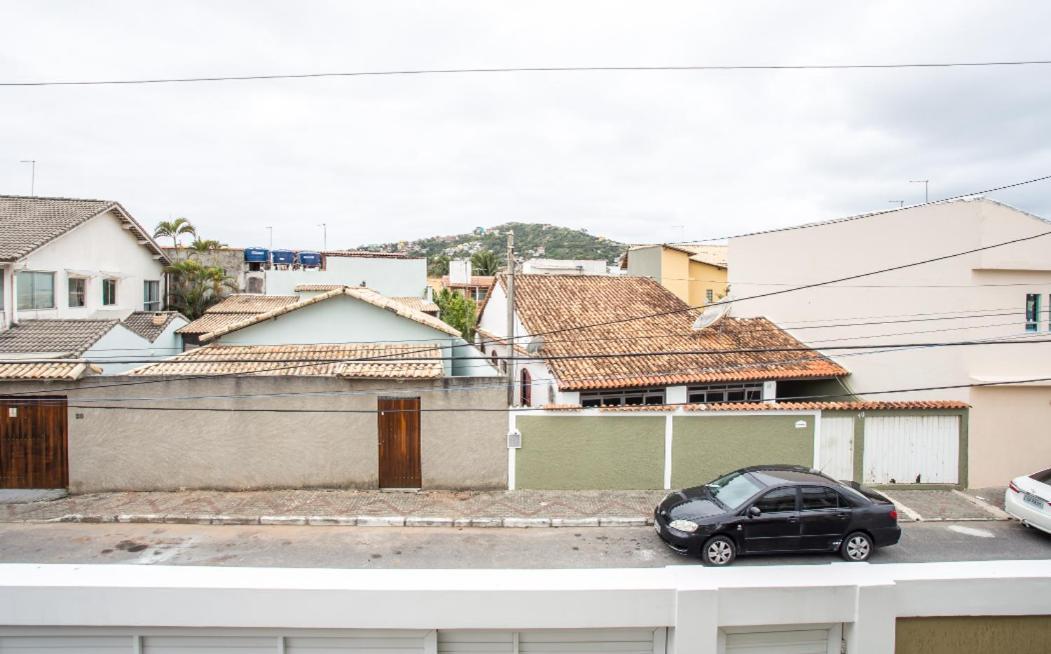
[668,519,700,533]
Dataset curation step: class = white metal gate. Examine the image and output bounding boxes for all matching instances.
[721,624,840,654]
[439,629,665,654]
[818,416,854,481]
[863,415,960,484]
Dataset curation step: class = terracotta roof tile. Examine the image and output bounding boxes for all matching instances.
[441,275,495,288]
[501,274,847,391]
[392,296,440,315]
[0,361,100,380]
[205,295,300,314]
[0,319,119,354]
[127,343,445,379]
[122,312,188,342]
[540,400,968,412]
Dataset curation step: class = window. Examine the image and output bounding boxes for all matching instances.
[16,271,55,310]
[143,280,161,311]
[1026,293,1040,332]
[102,278,117,306]
[68,277,86,308]
[705,288,714,303]
[801,486,840,511]
[687,383,763,404]
[520,368,532,407]
[754,487,797,513]
[580,387,666,408]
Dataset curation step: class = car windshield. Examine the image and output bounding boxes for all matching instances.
[1030,467,1051,485]
[707,471,764,510]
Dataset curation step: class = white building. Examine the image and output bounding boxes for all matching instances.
[521,258,609,275]
[729,197,1051,487]
[0,195,171,327]
[261,251,429,298]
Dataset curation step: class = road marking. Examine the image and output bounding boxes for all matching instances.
[880,492,923,522]
[952,490,1011,520]
[947,525,994,538]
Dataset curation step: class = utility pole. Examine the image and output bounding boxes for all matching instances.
[909,179,929,203]
[19,160,35,196]
[318,223,327,251]
[506,231,516,407]
[266,226,273,250]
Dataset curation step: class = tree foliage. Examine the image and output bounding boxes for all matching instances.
[189,238,227,252]
[165,258,235,319]
[428,254,450,277]
[153,217,197,253]
[470,250,501,276]
[434,288,477,341]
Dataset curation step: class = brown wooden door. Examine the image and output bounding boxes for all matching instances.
[377,397,421,488]
[0,397,68,489]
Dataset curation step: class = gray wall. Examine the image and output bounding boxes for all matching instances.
[2,375,506,493]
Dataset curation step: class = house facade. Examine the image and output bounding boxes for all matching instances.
[0,196,170,328]
[729,197,1051,487]
[621,243,728,306]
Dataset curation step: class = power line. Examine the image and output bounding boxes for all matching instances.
[5,60,1051,88]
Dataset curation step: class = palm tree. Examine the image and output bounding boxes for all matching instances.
[471,250,501,276]
[165,258,234,319]
[189,238,226,253]
[154,218,197,257]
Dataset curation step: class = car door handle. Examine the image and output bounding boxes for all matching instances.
[787,516,799,523]
[836,512,850,519]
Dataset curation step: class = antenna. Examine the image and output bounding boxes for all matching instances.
[19,160,36,196]
[888,200,904,208]
[909,179,929,203]
[691,297,732,330]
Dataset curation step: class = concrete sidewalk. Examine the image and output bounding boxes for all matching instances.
[0,486,1012,527]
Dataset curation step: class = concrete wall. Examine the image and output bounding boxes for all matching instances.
[895,616,1051,654]
[265,256,428,297]
[164,248,246,291]
[515,416,665,489]
[671,414,814,488]
[968,386,1051,486]
[8,209,166,322]
[686,260,727,307]
[3,374,506,492]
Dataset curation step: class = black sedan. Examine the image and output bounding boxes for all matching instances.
[654,465,901,565]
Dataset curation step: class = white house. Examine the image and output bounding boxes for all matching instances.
[729,197,1051,487]
[261,251,429,298]
[0,195,171,328]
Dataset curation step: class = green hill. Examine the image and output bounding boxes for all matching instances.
[358,222,626,275]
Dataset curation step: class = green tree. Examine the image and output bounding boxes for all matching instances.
[153,217,197,256]
[470,250,501,276]
[434,288,477,341]
[428,254,450,277]
[165,258,234,319]
[189,237,227,252]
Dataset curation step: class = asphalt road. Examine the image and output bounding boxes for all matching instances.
[0,520,1048,568]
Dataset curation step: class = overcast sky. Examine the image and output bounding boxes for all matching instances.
[2,1,1050,250]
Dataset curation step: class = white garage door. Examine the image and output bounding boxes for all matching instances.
[439,629,663,654]
[863,415,960,484]
[818,416,855,482]
[0,630,430,654]
[722,625,839,654]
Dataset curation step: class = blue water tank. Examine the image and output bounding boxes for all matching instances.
[298,251,321,267]
[271,249,295,265]
[244,247,269,263]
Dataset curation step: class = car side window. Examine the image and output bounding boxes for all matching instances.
[801,486,840,511]
[754,487,797,513]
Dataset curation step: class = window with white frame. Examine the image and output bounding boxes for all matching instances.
[102,278,118,306]
[143,280,161,311]
[68,277,86,308]
[580,387,665,408]
[705,288,714,303]
[16,271,55,310]
[687,382,763,404]
[1025,293,1040,332]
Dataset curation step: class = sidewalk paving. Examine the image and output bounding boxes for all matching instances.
[0,486,1011,527]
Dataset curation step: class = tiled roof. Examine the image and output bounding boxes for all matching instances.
[294,284,345,292]
[122,312,188,342]
[541,400,969,412]
[621,243,728,269]
[323,250,410,259]
[392,296,440,315]
[0,361,100,380]
[0,195,168,263]
[441,275,495,288]
[177,295,300,335]
[127,343,445,379]
[0,320,119,355]
[198,287,461,342]
[499,274,848,391]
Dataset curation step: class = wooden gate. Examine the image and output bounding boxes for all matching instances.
[377,397,421,488]
[0,397,68,489]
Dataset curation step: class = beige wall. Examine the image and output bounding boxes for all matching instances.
[686,260,728,307]
[968,385,1051,487]
[3,375,506,492]
[896,616,1051,654]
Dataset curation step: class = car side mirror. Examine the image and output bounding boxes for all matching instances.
[747,506,761,518]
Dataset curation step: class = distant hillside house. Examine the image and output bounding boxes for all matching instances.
[475,274,848,408]
[621,243,728,306]
[0,195,171,329]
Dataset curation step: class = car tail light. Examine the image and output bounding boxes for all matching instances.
[1009,481,1022,493]
[889,510,898,521]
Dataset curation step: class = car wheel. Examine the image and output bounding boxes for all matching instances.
[840,531,873,562]
[701,535,736,566]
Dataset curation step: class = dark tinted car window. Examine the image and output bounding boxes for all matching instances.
[801,486,840,510]
[755,487,797,513]
[1030,467,1051,484]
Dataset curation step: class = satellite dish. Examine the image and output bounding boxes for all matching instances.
[692,298,732,331]
[526,335,545,354]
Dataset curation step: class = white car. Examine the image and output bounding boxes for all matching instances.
[1005,467,1051,535]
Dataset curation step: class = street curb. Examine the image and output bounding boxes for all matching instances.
[952,490,1011,520]
[28,514,657,528]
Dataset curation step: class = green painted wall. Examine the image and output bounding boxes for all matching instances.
[516,416,665,490]
[671,415,814,488]
[896,616,1051,654]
